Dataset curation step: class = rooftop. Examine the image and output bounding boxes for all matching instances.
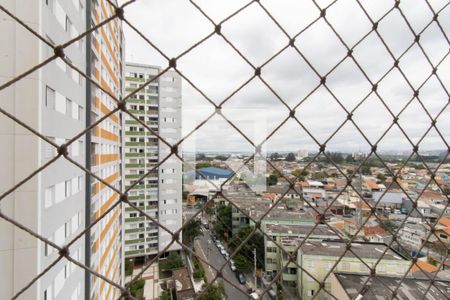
[333,272,450,300]
[300,240,408,261]
[265,223,340,238]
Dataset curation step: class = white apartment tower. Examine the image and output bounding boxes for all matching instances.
[0,0,124,299]
[0,1,86,299]
[123,62,182,258]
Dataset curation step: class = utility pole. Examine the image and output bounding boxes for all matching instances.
[253,248,257,290]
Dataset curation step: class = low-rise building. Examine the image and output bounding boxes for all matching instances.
[330,272,450,300]
[295,240,410,299]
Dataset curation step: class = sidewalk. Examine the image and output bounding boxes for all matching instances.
[140,264,159,300]
[194,239,216,283]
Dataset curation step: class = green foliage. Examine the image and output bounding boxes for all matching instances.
[345,155,354,163]
[312,171,327,180]
[234,254,253,273]
[270,152,281,161]
[267,174,278,186]
[291,169,309,181]
[125,259,133,277]
[129,279,145,298]
[215,155,229,161]
[193,257,205,280]
[198,283,225,300]
[229,227,264,269]
[160,252,184,271]
[361,165,371,175]
[182,218,203,245]
[196,162,212,169]
[182,191,189,201]
[160,290,171,300]
[443,188,450,196]
[376,173,386,182]
[379,220,397,232]
[214,205,232,239]
[327,152,344,164]
[285,152,296,162]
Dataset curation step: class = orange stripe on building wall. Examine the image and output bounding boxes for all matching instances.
[100,101,119,124]
[99,228,120,291]
[93,172,119,195]
[95,153,119,165]
[93,208,119,255]
[100,27,119,68]
[100,51,119,86]
[96,192,119,219]
[105,256,120,299]
[100,128,119,142]
[100,79,114,96]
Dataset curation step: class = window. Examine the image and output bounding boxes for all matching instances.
[267,247,277,253]
[65,16,72,34]
[45,86,55,109]
[45,186,54,208]
[45,0,53,10]
[341,262,350,271]
[65,180,72,197]
[307,290,315,297]
[66,98,72,116]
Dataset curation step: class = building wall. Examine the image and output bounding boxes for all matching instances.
[123,64,182,256]
[0,0,86,299]
[158,69,182,252]
[89,0,124,299]
[123,63,161,257]
[297,254,410,300]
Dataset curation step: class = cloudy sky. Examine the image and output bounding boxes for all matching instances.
[120,0,449,153]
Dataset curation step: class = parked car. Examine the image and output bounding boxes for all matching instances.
[220,248,227,256]
[236,272,246,284]
[230,261,236,272]
[249,292,259,299]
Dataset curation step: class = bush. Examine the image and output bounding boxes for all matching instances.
[125,259,133,276]
[160,252,184,271]
[193,258,205,280]
[129,279,145,299]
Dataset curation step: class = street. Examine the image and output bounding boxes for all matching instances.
[196,230,250,300]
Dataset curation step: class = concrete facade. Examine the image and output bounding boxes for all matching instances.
[0,0,124,299]
[123,63,182,258]
[0,0,86,299]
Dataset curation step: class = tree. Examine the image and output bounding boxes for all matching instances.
[160,252,184,271]
[125,259,134,277]
[160,291,171,300]
[361,165,371,175]
[182,218,203,245]
[345,154,354,163]
[215,155,229,161]
[267,174,278,186]
[214,205,232,239]
[197,283,225,300]
[128,279,145,298]
[379,220,397,232]
[312,171,327,180]
[270,152,281,161]
[291,169,308,179]
[376,173,386,182]
[234,254,253,273]
[196,162,212,169]
[285,152,296,162]
[229,227,264,269]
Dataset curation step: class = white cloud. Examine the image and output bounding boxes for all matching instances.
[120,0,449,152]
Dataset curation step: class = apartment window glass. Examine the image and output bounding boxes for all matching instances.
[45,186,54,208]
[65,16,72,34]
[45,86,55,109]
